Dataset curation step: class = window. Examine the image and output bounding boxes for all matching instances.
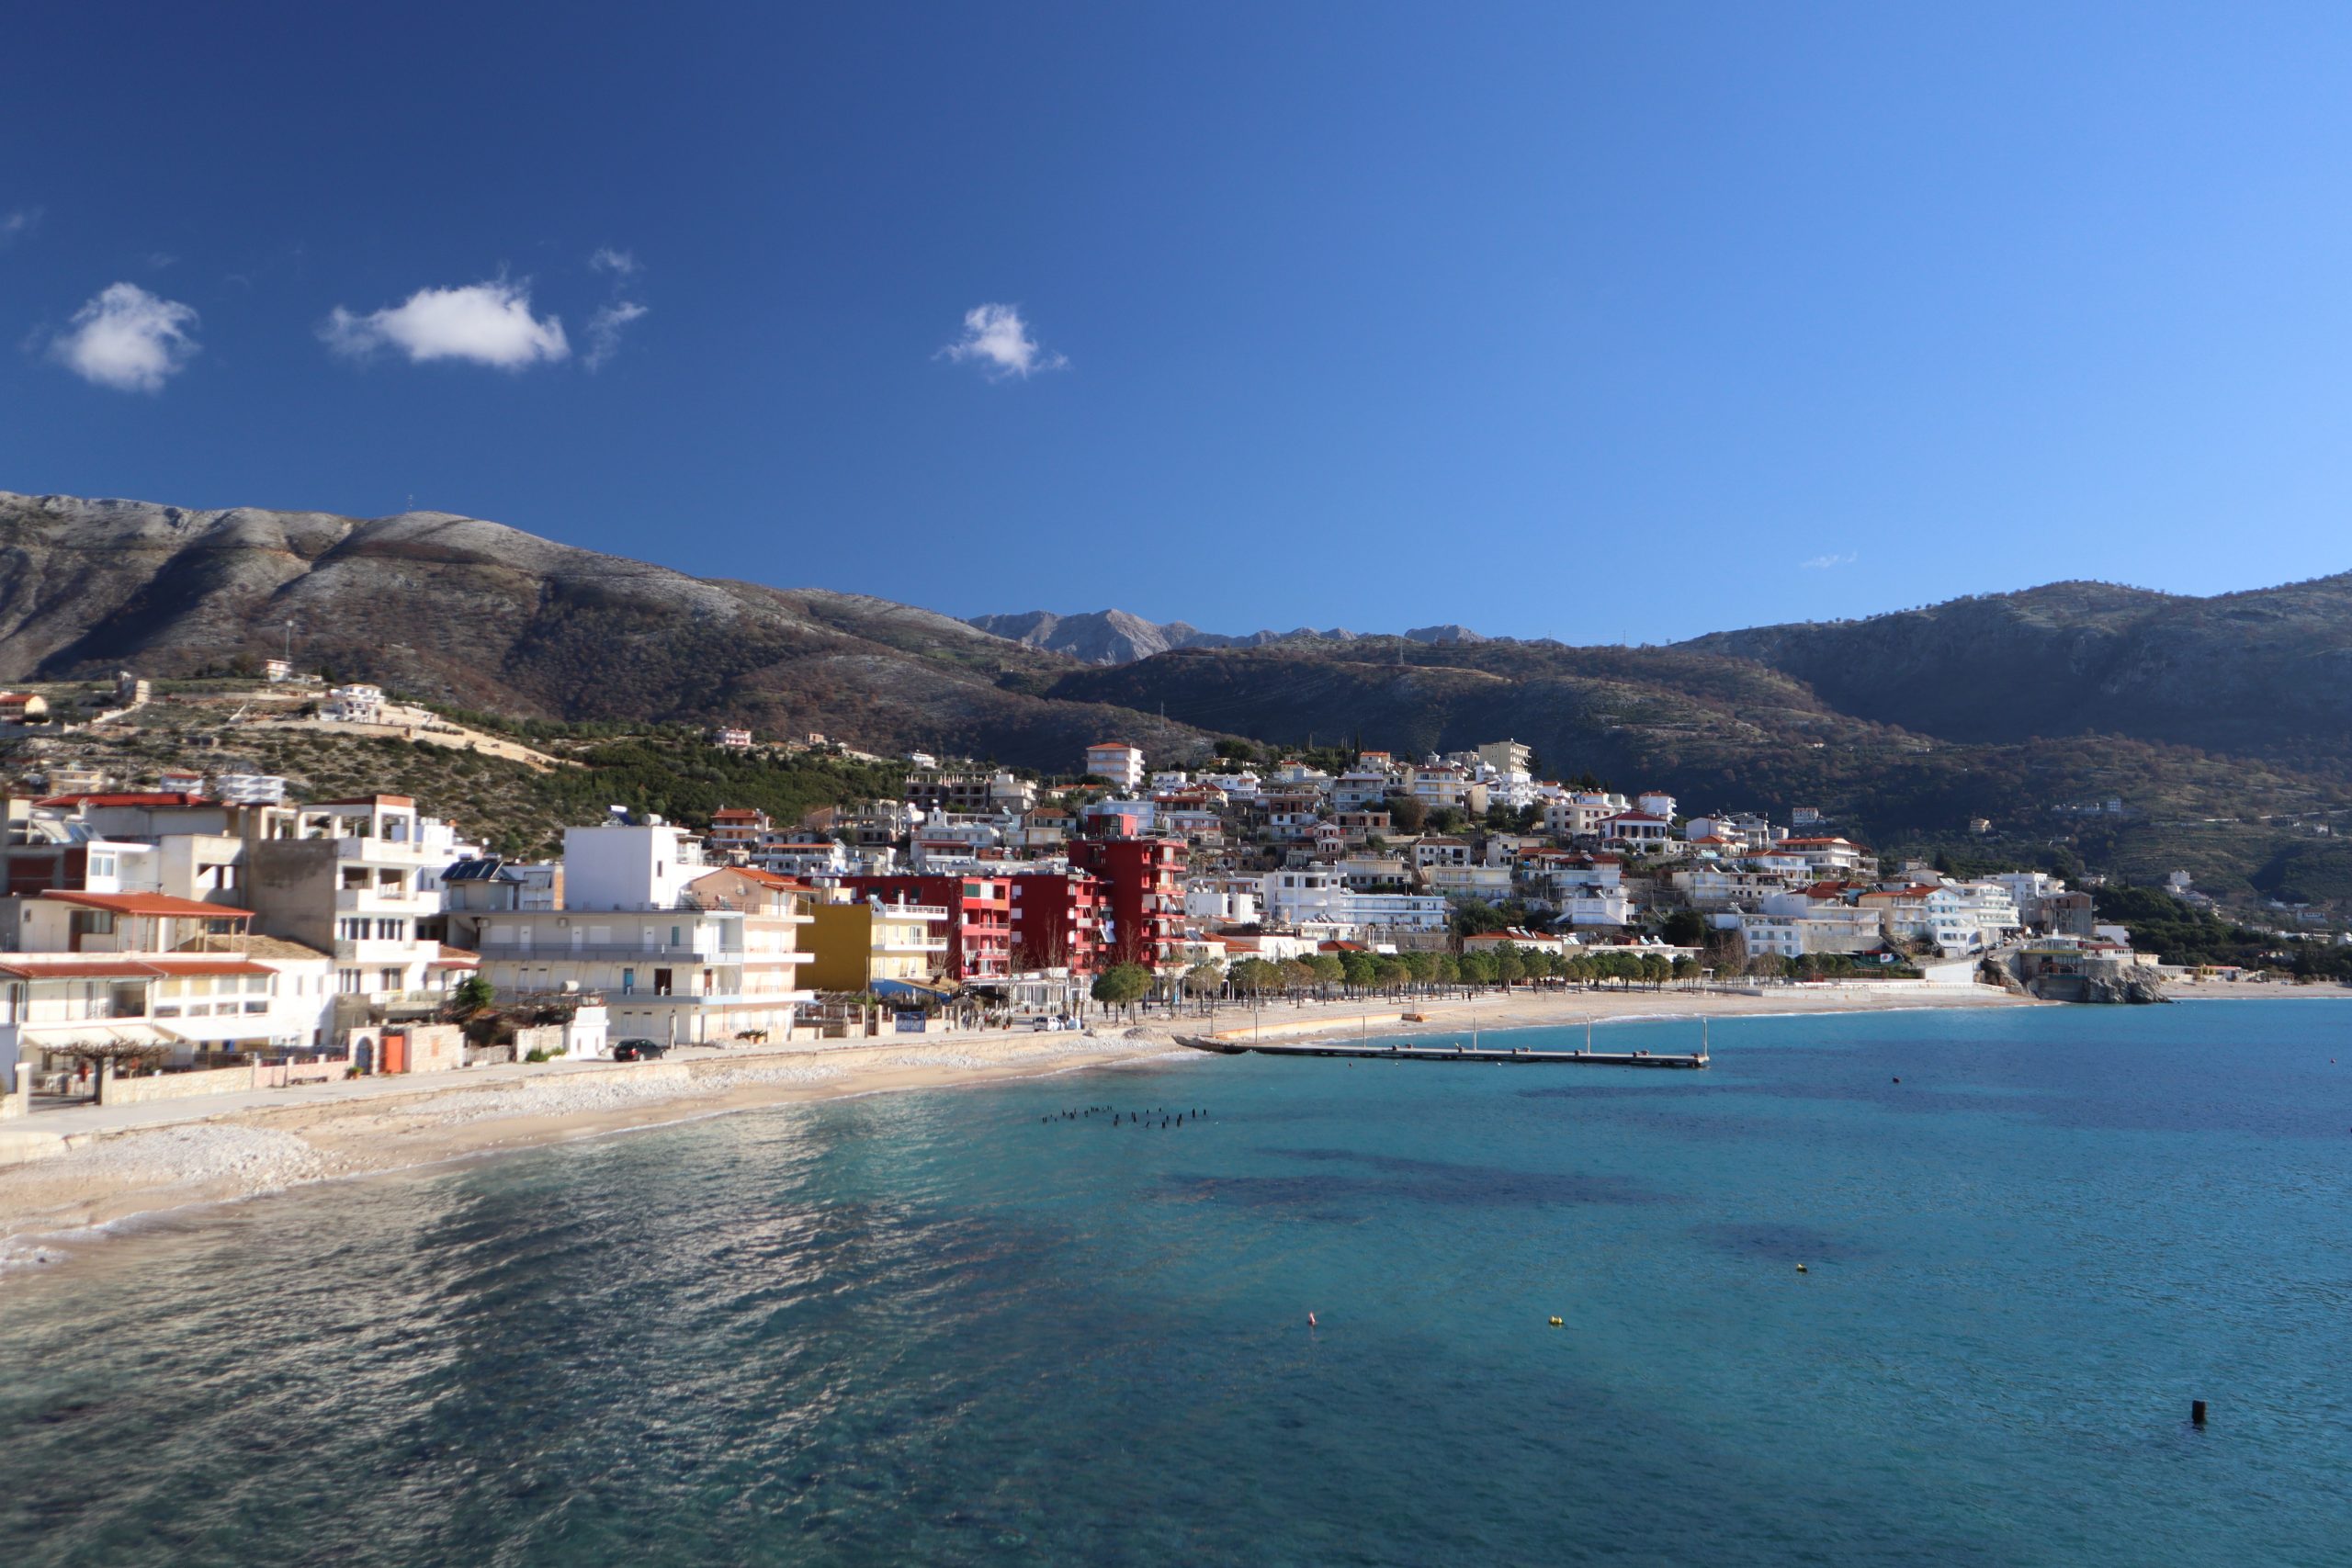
[70,909,116,937]
[339,970,363,993]
[90,853,116,877]
[379,968,402,992]
[375,919,404,941]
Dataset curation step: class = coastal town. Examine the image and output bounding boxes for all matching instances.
[0,688,2195,1118]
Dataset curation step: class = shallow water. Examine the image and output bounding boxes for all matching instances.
[4,1002,2349,1566]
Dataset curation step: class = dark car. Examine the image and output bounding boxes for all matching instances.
[612,1039,668,1062]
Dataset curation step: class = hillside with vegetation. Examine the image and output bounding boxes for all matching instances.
[0,676,907,859]
[1680,574,2352,765]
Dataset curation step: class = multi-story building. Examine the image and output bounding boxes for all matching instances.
[1476,739,1533,777]
[1182,875,1261,925]
[838,874,1012,985]
[0,891,334,1074]
[1599,811,1674,847]
[1068,833,1186,969]
[1006,870,1104,973]
[1776,837,1872,875]
[1422,863,1515,898]
[249,795,478,1021]
[1260,868,1450,936]
[325,684,385,723]
[1412,836,1474,871]
[1014,804,1074,852]
[1544,793,1631,839]
[706,806,773,862]
[1083,742,1147,792]
[212,773,290,806]
[802,893,948,993]
[1405,765,1487,816]
[1738,898,1886,959]
[1330,771,1396,812]
[451,829,813,1045]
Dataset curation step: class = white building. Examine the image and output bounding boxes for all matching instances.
[1559,888,1634,927]
[0,893,335,1075]
[248,795,480,1022]
[452,835,812,1047]
[325,684,385,724]
[1599,811,1674,847]
[1260,868,1450,935]
[1739,898,1886,959]
[212,773,290,806]
[1084,742,1147,791]
[1183,877,1261,925]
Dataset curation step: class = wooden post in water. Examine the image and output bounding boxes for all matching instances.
[2192,1400,2208,1427]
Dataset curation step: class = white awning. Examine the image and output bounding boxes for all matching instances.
[23,1021,184,1047]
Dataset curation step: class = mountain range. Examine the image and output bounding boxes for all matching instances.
[4,489,2349,898]
[0,491,1215,768]
[967,609,1486,665]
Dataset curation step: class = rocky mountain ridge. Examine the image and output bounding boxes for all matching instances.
[968,607,1487,664]
[0,491,1218,770]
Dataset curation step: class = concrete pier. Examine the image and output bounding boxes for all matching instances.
[1180,1037,1707,1069]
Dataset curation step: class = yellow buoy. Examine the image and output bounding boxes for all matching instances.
[1795,1263,1808,1274]
[1548,1315,1564,1326]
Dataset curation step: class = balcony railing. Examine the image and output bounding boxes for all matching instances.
[469,942,740,962]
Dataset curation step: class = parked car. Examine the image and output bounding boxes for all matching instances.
[612,1038,668,1062]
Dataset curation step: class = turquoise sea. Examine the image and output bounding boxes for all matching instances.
[3,1000,2348,1566]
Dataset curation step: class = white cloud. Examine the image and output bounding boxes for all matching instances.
[1801,552,1858,570]
[322,279,568,368]
[585,300,648,369]
[49,281,199,392]
[941,302,1067,379]
[0,208,40,247]
[590,246,639,278]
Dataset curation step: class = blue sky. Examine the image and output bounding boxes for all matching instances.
[6,4,2352,643]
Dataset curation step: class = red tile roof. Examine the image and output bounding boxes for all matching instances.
[39,890,253,919]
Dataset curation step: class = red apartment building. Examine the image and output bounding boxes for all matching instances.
[1068,833,1186,970]
[1006,871,1104,973]
[837,874,1012,985]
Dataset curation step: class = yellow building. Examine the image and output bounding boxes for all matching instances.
[803,895,947,993]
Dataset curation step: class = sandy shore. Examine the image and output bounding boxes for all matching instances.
[18,973,2329,1274]
[0,1030,1178,1270]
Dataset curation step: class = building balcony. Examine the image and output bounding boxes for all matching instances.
[470,942,738,963]
[326,837,453,864]
[334,886,414,912]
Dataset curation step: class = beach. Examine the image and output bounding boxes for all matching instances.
[2,974,2330,1271]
